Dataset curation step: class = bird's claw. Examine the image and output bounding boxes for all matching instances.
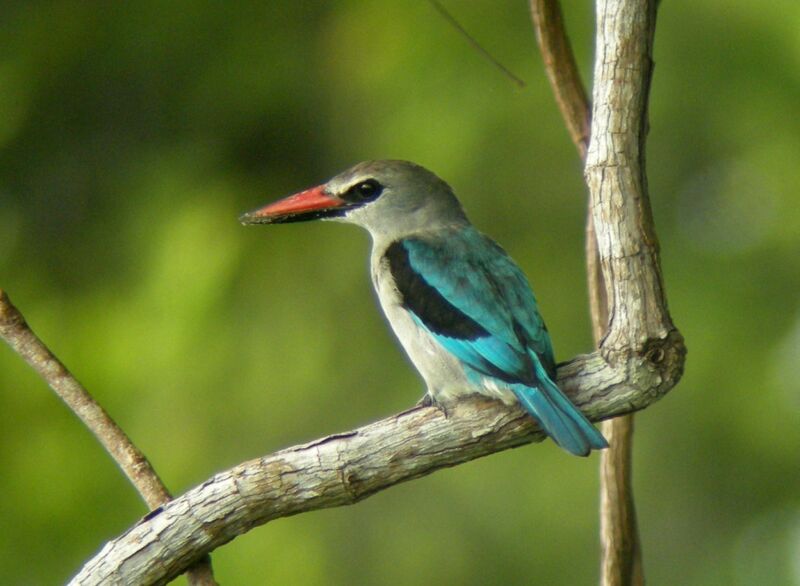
[416,394,434,408]
[416,393,450,418]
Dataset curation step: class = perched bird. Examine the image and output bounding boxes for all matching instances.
[241,160,607,456]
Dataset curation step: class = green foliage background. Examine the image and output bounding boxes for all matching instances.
[1,2,799,584]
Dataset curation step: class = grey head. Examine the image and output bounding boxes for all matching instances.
[240,160,470,241]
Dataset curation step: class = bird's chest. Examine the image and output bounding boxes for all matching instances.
[370,252,468,395]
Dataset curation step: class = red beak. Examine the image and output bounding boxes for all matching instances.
[240,185,348,225]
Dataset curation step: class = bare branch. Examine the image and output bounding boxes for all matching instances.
[530,2,680,584]
[0,290,218,586]
[600,416,643,585]
[586,0,674,373]
[0,290,171,507]
[66,340,677,585]
[529,0,591,157]
[585,3,674,585]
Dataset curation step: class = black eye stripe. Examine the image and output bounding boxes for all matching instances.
[343,178,384,203]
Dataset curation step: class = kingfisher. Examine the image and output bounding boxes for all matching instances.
[240,160,607,456]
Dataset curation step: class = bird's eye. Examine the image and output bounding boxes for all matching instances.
[347,179,383,202]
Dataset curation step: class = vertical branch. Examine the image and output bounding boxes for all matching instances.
[586,3,661,586]
[530,1,656,585]
[599,415,643,585]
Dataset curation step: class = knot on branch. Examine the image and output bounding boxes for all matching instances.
[593,328,686,416]
[635,329,686,396]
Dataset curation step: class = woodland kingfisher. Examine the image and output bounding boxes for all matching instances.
[240,160,607,456]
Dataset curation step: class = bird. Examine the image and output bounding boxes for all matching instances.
[240,160,607,456]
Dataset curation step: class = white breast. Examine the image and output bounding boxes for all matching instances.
[369,243,483,403]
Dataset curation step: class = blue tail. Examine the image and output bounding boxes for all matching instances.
[511,379,607,457]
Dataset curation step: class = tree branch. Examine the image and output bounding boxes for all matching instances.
[0,290,171,508]
[68,342,679,585]
[599,414,643,585]
[586,0,672,378]
[585,4,669,585]
[532,2,678,584]
[528,4,647,583]
[0,290,218,586]
[529,0,591,158]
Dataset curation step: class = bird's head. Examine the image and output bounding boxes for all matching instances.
[240,160,468,238]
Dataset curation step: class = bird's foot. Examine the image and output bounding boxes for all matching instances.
[416,393,435,408]
[416,393,451,418]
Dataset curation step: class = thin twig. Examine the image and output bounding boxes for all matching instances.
[599,415,643,585]
[430,0,526,88]
[0,289,217,586]
[528,2,646,585]
[0,290,170,507]
[529,0,591,157]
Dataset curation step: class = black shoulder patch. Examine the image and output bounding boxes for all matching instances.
[384,241,488,340]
